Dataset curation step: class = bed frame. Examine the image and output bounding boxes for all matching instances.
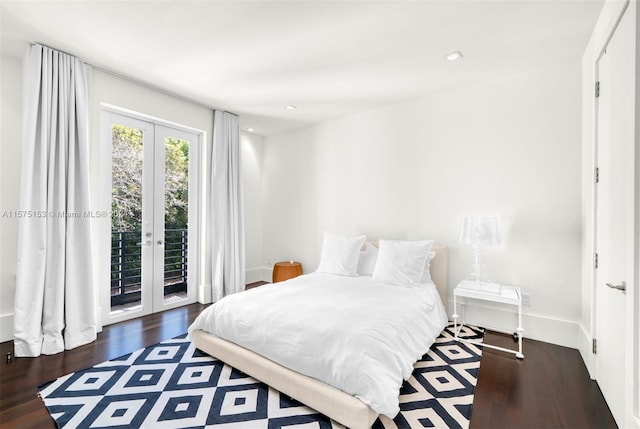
[191,244,448,429]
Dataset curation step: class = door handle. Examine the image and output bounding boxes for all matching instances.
[136,241,152,247]
[606,281,626,292]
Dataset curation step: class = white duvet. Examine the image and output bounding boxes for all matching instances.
[188,273,447,418]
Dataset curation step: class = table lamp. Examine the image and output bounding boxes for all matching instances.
[459,217,501,283]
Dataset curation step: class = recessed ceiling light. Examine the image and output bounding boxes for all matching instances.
[246,128,256,132]
[446,51,463,61]
[285,104,297,110]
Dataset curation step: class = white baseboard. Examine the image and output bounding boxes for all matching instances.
[246,267,272,284]
[0,313,13,343]
[447,299,580,350]
[578,322,595,378]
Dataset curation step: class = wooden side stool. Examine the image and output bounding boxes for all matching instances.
[272,261,303,283]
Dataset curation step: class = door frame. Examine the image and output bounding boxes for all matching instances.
[588,1,639,427]
[99,104,203,326]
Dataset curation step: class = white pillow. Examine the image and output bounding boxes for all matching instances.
[372,240,434,286]
[316,232,367,276]
[357,242,379,275]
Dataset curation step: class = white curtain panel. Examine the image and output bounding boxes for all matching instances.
[13,45,96,357]
[211,110,245,301]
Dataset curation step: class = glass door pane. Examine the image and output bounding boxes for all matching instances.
[110,124,146,315]
[163,136,189,304]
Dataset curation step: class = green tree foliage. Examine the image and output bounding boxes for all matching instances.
[111,125,189,232]
[164,137,189,229]
[112,125,143,232]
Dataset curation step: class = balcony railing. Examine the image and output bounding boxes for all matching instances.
[110,228,188,307]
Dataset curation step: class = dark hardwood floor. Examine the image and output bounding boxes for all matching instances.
[471,332,616,429]
[0,303,208,428]
[0,299,616,429]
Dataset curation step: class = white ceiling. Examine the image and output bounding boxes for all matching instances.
[1,0,604,136]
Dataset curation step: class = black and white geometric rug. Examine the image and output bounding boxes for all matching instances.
[39,322,483,429]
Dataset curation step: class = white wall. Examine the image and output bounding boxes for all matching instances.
[0,54,23,341]
[262,61,583,348]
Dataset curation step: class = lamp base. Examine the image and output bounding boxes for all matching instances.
[469,245,495,285]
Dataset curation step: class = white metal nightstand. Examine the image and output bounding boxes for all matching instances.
[452,279,524,359]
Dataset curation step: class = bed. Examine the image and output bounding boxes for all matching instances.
[189,240,448,429]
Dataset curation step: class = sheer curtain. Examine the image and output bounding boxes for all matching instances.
[211,110,245,301]
[13,44,96,357]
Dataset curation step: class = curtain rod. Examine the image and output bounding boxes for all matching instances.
[31,42,237,116]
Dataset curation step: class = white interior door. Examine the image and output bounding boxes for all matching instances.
[594,4,635,427]
[102,111,200,325]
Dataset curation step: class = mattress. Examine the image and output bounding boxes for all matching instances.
[188,272,447,418]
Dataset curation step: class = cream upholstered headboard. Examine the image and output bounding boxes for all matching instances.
[366,241,448,311]
[430,244,448,312]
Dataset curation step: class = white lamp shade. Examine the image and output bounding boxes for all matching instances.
[459,217,501,246]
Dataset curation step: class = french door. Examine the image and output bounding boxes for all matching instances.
[102,110,200,325]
